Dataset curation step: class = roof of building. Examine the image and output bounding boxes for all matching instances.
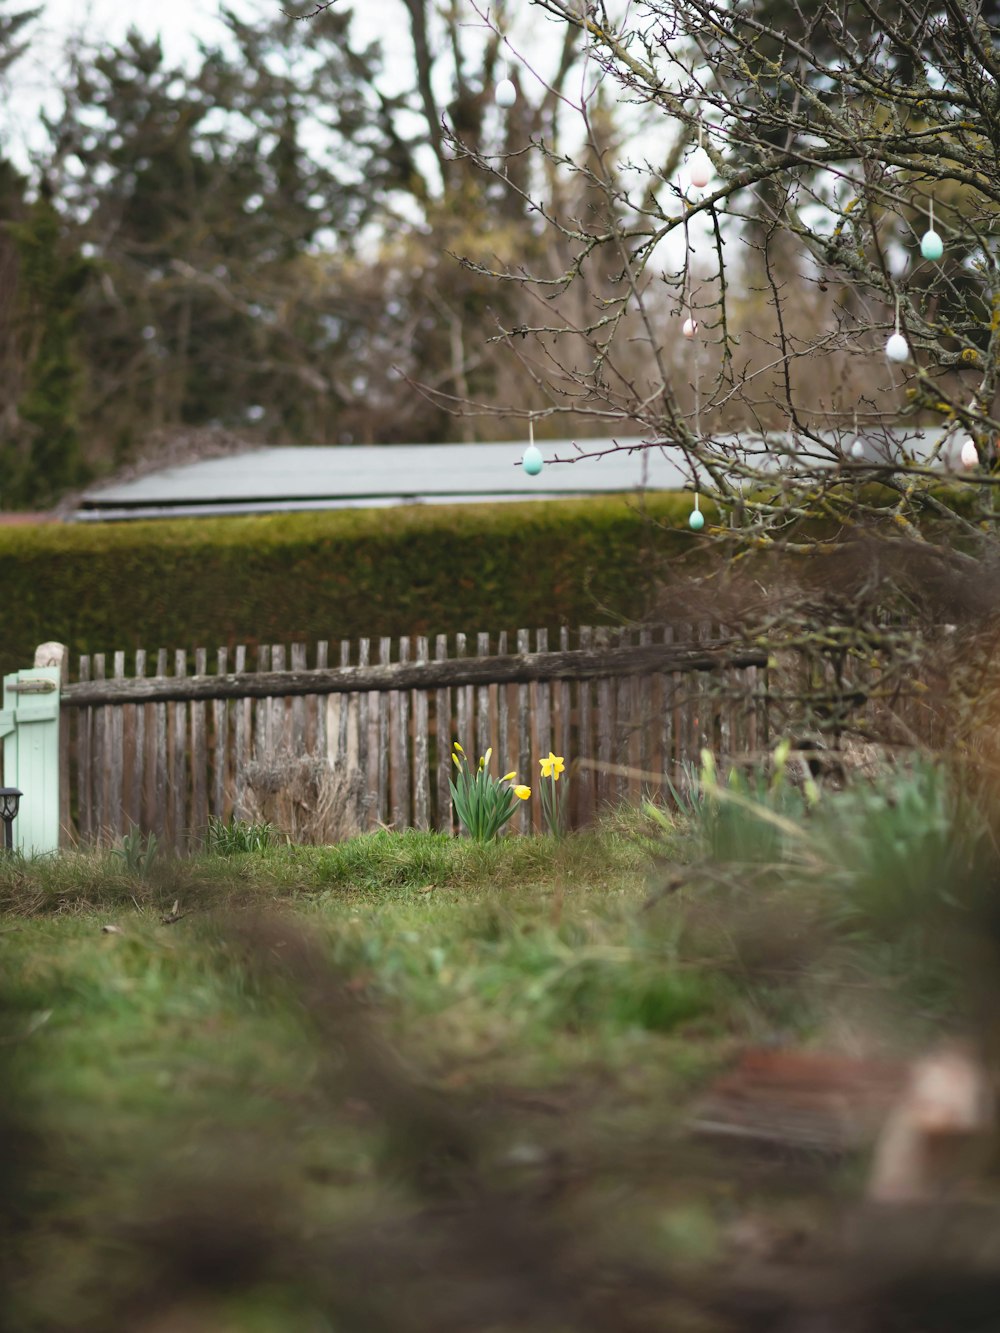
[74,438,680,521]
[72,427,962,522]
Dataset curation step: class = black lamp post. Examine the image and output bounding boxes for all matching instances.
[0,788,22,852]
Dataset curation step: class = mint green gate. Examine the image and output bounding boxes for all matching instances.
[0,658,63,855]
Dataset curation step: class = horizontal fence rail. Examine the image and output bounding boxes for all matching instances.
[61,641,770,707]
[61,625,771,851]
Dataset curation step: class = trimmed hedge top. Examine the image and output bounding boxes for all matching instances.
[3,492,705,676]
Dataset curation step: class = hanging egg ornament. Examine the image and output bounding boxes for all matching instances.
[688,507,705,531]
[850,439,865,460]
[495,78,517,108]
[885,332,910,363]
[522,443,543,476]
[687,147,713,189]
[920,229,943,262]
[682,317,698,339]
[960,437,979,469]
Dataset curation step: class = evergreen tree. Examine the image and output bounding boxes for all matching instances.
[4,190,89,505]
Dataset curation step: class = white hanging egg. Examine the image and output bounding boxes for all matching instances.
[686,148,713,189]
[850,439,865,460]
[885,332,910,363]
[920,229,943,261]
[682,317,698,338]
[688,508,705,531]
[495,79,517,108]
[960,437,979,469]
[522,443,543,475]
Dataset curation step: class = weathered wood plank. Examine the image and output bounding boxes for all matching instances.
[290,643,307,751]
[359,638,374,831]
[172,649,187,850]
[615,628,631,803]
[497,630,512,800]
[314,641,329,758]
[377,637,390,826]
[390,637,410,828]
[212,648,228,820]
[153,649,168,840]
[535,629,551,793]
[476,631,490,761]
[61,640,768,706]
[233,645,248,820]
[516,629,531,833]
[77,655,91,844]
[413,636,430,831]
[576,628,594,826]
[109,650,125,838]
[595,628,613,812]
[191,646,208,842]
[434,634,451,833]
[455,632,469,752]
[271,643,287,754]
[254,645,271,761]
[93,654,106,842]
[131,649,146,832]
[556,626,571,775]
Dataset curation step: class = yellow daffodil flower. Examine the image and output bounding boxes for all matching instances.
[452,752,461,768]
[453,741,464,754]
[501,771,517,783]
[514,785,531,800]
[539,752,566,780]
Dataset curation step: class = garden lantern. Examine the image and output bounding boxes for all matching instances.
[0,787,22,852]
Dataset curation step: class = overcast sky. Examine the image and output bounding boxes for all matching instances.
[7,0,410,167]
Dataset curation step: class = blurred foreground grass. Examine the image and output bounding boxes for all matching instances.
[3,786,1000,1332]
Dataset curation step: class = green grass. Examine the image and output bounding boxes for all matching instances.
[3,796,996,1332]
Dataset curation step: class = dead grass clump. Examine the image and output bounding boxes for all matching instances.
[240,750,369,845]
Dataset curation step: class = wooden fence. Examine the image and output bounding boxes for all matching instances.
[58,624,770,850]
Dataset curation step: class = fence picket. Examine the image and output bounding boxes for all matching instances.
[191,647,208,843]
[358,638,374,831]
[435,634,451,833]
[153,649,168,840]
[291,643,307,751]
[233,645,248,819]
[93,654,106,842]
[77,655,92,843]
[391,637,410,828]
[595,628,613,812]
[413,636,430,831]
[172,650,187,850]
[110,651,126,838]
[476,632,491,761]
[455,632,469,751]
[131,649,146,831]
[212,648,228,820]
[576,628,594,826]
[516,629,531,832]
[377,637,391,825]
[315,641,329,759]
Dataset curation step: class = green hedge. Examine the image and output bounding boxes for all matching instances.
[2,493,706,676]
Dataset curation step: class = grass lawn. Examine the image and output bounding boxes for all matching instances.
[1,802,994,1332]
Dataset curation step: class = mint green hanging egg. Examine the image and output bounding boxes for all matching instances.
[522,444,543,476]
[688,509,705,531]
[920,229,943,261]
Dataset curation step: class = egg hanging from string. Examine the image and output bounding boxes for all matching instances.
[682,317,698,339]
[850,439,865,460]
[522,443,543,475]
[495,78,517,108]
[885,332,910,363]
[960,437,979,469]
[688,506,705,531]
[920,229,943,261]
[686,147,713,190]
